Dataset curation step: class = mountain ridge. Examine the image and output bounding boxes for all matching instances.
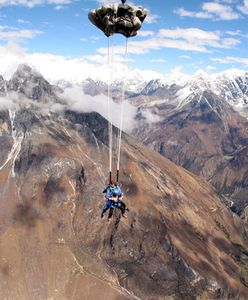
[0,65,248,299]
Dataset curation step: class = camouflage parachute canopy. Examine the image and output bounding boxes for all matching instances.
[88,1,148,38]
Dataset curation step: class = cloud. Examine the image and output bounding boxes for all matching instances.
[0,42,161,84]
[203,2,240,19]
[97,0,118,5]
[138,31,154,37]
[174,8,212,19]
[97,28,240,55]
[179,55,191,59]
[140,110,162,124]
[0,83,138,132]
[166,66,191,83]
[62,86,137,132]
[221,0,238,3]
[0,96,14,111]
[225,30,248,39]
[238,0,248,14]
[225,30,241,36]
[206,65,217,70]
[17,19,31,24]
[210,56,248,65]
[150,58,166,63]
[0,29,42,41]
[175,1,241,20]
[0,0,72,8]
[0,25,9,30]
[54,5,67,10]
[90,36,101,42]
[145,13,160,24]
[85,53,134,64]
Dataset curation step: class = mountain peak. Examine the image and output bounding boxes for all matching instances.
[13,64,43,81]
[8,64,56,102]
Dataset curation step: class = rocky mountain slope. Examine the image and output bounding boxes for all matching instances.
[0,65,248,299]
[131,71,248,215]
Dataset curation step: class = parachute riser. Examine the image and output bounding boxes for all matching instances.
[116,169,119,183]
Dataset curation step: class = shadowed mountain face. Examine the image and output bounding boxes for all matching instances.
[1,66,248,300]
[132,86,248,216]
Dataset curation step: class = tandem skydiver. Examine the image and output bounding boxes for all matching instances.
[101,181,128,221]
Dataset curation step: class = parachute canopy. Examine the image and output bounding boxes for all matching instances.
[88,0,147,38]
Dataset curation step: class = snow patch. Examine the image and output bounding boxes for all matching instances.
[0,109,24,176]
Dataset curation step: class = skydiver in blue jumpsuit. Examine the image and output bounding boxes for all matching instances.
[101,181,128,221]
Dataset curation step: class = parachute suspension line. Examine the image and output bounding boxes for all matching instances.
[116,37,128,183]
[107,35,114,183]
[107,37,112,183]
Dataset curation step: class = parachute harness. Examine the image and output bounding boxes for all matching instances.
[88,0,147,183]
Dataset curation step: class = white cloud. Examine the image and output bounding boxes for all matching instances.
[0,42,161,84]
[54,5,66,10]
[0,84,138,131]
[150,58,166,63]
[0,28,43,41]
[0,96,14,111]
[222,37,240,47]
[225,30,241,36]
[174,8,212,19]
[0,0,72,8]
[211,56,248,65]
[203,2,240,19]
[62,86,137,132]
[206,65,217,70]
[145,13,160,24]
[97,28,240,55]
[166,66,191,83]
[138,30,154,37]
[141,110,162,124]
[90,36,101,41]
[179,55,191,59]
[220,0,238,3]
[17,19,31,24]
[159,28,219,41]
[85,53,133,64]
[225,30,248,39]
[175,1,240,20]
[238,0,248,14]
[0,25,8,30]
[97,0,118,5]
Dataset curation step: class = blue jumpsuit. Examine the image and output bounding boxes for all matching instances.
[102,185,127,219]
[102,187,116,214]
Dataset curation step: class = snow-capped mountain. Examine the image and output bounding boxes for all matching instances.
[131,70,248,216]
[7,64,62,102]
[139,69,248,117]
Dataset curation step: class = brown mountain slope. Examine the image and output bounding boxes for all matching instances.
[0,103,248,300]
[132,90,248,215]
